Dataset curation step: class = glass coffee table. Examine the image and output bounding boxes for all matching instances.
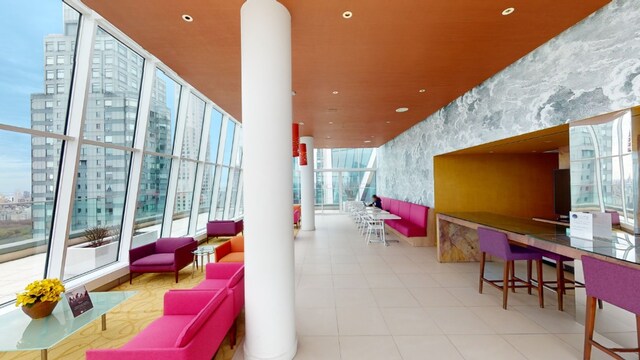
[0,291,136,360]
[192,246,215,276]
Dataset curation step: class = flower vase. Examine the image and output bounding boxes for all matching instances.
[22,300,58,319]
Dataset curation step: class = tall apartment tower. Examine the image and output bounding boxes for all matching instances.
[31,8,172,240]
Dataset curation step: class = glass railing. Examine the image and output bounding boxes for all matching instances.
[0,200,53,305]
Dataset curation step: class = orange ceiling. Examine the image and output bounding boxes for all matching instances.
[82,0,610,148]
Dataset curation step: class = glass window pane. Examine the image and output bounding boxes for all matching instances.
[0,3,80,132]
[181,95,205,160]
[0,131,62,304]
[222,119,235,166]
[133,154,171,247]
[82,28,144,147]
[196,164,216,231]
[215,167,230,219]
[570,159,599,211]
[227,170,241,217]
[206,109,223,163]
[64,144,132,280]
[172,160,197,236]
[234,127,243,167]
[145,69,180,154]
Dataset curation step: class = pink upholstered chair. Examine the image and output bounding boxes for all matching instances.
[478,227,544,309]
[129,237,198,283]
[582,255,640,359]
[206,220,243,242]
[193,263,245,348]
[293,209,301,228]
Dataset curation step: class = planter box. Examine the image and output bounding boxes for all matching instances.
[65,240,119,278]
[131,230,158,248]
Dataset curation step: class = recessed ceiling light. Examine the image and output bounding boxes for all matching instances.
[332,91,339,95]
[386,121,391,124]
[364,140,372,143]
[329,121,334,125]
[395,107,409,113]
[326,136,331,139]
[532,150,537,153]
[342,11,353,19]
[299,122,304,126]
[502,7,515,16]
[292,90,297,96]
[182,14,194,22]
[370,135,375,138]
[419,89,426,93]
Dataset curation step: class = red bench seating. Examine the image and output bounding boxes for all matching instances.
[379,197,431,246]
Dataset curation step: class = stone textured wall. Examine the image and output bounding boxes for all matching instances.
[378,0,640,206]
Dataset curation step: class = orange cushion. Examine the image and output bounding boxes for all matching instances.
[218,252,244,263]
[230,236,244,252]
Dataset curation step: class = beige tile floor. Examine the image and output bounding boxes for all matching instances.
[235,214,637,360]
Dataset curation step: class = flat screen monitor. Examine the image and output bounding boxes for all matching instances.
[554,169,571,217]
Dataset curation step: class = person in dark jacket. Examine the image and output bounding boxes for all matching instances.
[367,195,382,209]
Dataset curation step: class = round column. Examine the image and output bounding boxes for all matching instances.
[300,136,315,231]
[241,0,297,359]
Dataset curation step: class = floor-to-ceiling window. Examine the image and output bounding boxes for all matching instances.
[0,1,80,303]
[0,0,244,306]
[293,148,377,211]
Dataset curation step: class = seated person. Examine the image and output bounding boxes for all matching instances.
[367,195,382,209]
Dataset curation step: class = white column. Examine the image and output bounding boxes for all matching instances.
[300,136,315,231]
[241,1,297,360]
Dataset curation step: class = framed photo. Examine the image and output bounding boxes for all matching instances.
[65,285,93,317]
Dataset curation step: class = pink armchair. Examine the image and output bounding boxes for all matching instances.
[193,263,245,347]
[129,237,197,284]
[86,289,235,360]
[293,209,301,228]
[206,220,243,241]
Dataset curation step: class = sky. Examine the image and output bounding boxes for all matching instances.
[0,1,64,196]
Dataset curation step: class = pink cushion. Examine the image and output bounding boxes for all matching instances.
[389,199,399,215]
[132,253,175,266]
[193,279,227,291]
[392,220,426,237]
[409,204,428,229]
[397,202,412,220]
[175,289,228,347]
[123,315,194,349]
[156,237,194,253]
[381,197,390,211]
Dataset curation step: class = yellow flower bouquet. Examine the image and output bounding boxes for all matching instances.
[16,278,65,319]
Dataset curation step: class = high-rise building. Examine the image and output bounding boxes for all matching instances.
[31,10,172,239]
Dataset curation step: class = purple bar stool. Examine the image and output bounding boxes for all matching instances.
[532,248,603,312]
[478,227,545,310]
[581,255,640,359]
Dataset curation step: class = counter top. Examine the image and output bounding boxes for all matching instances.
[438,212,640,266]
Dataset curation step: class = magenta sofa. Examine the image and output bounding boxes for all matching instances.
[86,289,234,360]
[129,237,197,283]
[193,262,245,347]
[379,197,429,240]
[207,219,243,240]
[293,209,301,227]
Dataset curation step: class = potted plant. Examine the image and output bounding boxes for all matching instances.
[84,226,111,247]
[16,278,65,319]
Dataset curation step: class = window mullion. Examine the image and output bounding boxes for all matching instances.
[161,86,191,236]
[119,59,156,259]
[47,15,97,279]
